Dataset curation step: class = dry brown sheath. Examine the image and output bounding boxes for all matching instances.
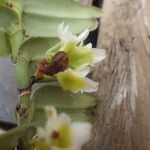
[36,51,69,77]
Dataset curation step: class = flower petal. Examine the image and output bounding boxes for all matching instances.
[72,78,99,94]
[83,78,99,93]
[71,122,91,148]
[74,64,90,77]
[56,68,98,93]
[67,46,93,68]
[85,43,92,49]
[92,48,106,64]
[44,105,57,119]
[77,29,89,42]
[57,113,71,125]
[56,69,86,91]
[37,127,47,139]
[58,23,77,44]
[57,23,64,41]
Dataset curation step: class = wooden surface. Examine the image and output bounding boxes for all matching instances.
[81,0,150,150]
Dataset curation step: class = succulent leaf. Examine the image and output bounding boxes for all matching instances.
[22,0,101,37]
[9,0,23,18]
[10,28,23,58]
[0,5,20,56]
[0,0,23,18]
[19,37,59,61]
[0,30,11,56]
[0,5,19,28]
[30,85,97,124]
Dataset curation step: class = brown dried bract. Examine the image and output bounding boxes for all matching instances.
[18,86,31,95]
[35,51,68,77]
[16,104,29,120]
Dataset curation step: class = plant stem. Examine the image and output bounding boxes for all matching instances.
[16,90,33,126]
[13,57,34,128]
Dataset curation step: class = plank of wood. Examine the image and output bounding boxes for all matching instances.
[83,0,150,149]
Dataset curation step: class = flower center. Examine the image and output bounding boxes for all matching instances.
[51,131,60,139]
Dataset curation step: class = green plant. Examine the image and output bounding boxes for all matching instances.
[0,0,103,149]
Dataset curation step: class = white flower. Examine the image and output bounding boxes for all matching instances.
[57,24,106,93]
[33,106,91,150]
[37,23,106,93]
[57,23,106,67]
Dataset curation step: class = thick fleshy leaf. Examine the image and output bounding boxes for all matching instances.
[30,85,97,123]
[0,125,36,150]
[22,0,101,37]
[0,0,23,18]
[0,5,19,29]
[10,29,23,58]
[0,1,23,58]
[0,5,19,56]
[10,0,23,18]
[19,37,59,61]
[0,30,11,56]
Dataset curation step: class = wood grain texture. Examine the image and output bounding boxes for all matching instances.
[82,0,150,149]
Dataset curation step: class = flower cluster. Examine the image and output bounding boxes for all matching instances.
[35,23,106,93]
[31,106,91,150]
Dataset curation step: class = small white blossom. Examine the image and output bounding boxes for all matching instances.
[32,106,91,150]
[37,23,106,93]
[57,23,106,67]
[57,23,106,93]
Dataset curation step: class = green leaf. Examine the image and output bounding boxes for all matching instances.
[22,0,101,37]
[9,0,23,18]
[31,85,97,123]
[0,1,23,59]
[0,29,11,56]
[0,0,4,3]
[0,0,23,19]
[0,125,36,150]
[0,5,19,29]
[19,37,59,61]
[32,85,96,110]
[10,29,23,58]
[0,5,19,56]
